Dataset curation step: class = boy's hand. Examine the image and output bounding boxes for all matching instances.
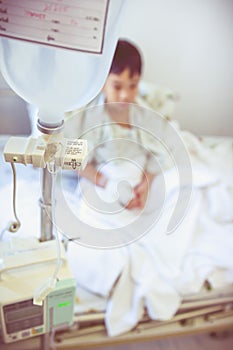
[126,172,155,210]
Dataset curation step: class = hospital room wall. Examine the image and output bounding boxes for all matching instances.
[119,0,233,136]
[0,0,232,137]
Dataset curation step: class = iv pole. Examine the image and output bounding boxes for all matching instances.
[37,120,64,350]
[40,167,54,241]
[37,120,64,242]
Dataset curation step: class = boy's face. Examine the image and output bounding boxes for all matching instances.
[102,68,140,109]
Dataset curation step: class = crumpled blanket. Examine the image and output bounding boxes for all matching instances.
[66,133,233,336]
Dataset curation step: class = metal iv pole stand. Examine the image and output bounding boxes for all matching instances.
[39,166,54,242]
[37,119,64,350]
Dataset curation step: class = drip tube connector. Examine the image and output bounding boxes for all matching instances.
[37,119,64,135]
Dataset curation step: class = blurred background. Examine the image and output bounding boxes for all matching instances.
[119,0,233,136]
[1,0,232,136]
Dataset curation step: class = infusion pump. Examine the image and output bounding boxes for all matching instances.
[0,238,76,344]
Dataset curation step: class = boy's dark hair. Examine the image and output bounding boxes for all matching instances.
[109,39,142,77]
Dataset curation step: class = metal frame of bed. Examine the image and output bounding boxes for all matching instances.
[52,283,233,349]
[1,283,232,350]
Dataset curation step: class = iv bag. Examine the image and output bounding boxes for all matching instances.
[0,1,126,126]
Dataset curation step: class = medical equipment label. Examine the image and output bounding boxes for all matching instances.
[0,0,109,53]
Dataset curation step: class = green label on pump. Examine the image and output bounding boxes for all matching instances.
[45,278,76,331]
[58,301,71,308]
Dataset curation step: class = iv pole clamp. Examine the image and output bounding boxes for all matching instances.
[3,119,88,242]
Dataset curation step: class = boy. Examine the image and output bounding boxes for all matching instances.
[66,39,158,210]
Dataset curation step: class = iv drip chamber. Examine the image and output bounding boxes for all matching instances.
[0,1,126,127]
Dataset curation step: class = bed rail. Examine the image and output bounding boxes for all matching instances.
[2,285,232,350]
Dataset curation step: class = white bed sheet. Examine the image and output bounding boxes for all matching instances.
[63,133,233,335]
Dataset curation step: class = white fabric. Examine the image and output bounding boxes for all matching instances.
[66,133,233,336]
[64,93,170,174]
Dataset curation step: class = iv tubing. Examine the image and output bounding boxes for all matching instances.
[0,162,22,237]
[10,162,21,231]
[51,178,62,283]
[45,160,62,283]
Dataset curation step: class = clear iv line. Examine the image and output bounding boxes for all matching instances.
[33,161,62,305]
[9,162,21,233]
[50,162,62,283]
[0,162,21,240]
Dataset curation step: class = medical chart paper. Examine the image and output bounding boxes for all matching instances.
[0,0,109,53]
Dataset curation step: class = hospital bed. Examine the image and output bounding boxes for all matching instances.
[1,283,233,350]
[0,257,233,349]
[0,84,233,349]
